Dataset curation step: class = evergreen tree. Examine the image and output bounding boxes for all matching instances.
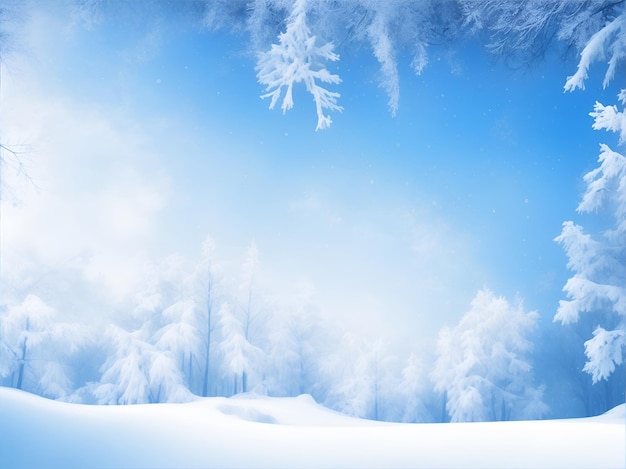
[0,295,85,399]
[555,90,626,384]
[431,288,547,422]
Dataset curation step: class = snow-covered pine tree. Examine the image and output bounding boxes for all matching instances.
[93,324,191,404]
[399,353,433,423]
[431,288,547,422]
[218,302,263,395]
[555,89,626,384]
[0,295,86,399]
[325,334,397,421]
[152,298,202,391]
[194,236,219,397]
[239,242,260,343]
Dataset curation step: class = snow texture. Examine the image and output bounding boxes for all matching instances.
[0,387,623,469]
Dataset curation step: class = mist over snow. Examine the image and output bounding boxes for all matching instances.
[0,1,625,467]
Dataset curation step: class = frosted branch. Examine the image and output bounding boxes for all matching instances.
[578,144,626,216]
[583,327,625,383]
[565,11,626,91]
[256,0,342,131]
[590,97,626,145]
[367,9,400,116]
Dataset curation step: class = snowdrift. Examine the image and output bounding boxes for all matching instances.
[0,387,623,468]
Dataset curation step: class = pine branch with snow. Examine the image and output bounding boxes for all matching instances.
[367,6,400,116]
[590,101,626,145]
[218,302,264,394]
[256,0,342,131]
[583,327,626,383]
[564,7,626,91]
[578,144,626,217]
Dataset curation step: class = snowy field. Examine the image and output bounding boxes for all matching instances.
[0,387,624,469]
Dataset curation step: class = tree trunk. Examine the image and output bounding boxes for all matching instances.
[15,361,25,390]
[202,274,214,397]
[373,380,379,421]
[15,329,28,390]
[202,348,210,397]
[187,351,193,389]
[374,394,379,421]
[440,391,448,423]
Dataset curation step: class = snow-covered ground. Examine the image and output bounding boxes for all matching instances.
[0,387,624,469]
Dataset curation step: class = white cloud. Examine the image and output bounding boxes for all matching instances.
[1,60,169,304]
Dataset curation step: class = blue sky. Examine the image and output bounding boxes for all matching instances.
[1,3,622,353]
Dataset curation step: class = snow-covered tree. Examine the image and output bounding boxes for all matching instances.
[82,236,241,403]
[133,236,226,397]
[239,242,261,343]
[218,302,263,395]
[152,298,201,389]
[534,321,620,418]
[398,353,434,423]
[555,89,626,384]
[431,288,547,422]
[93,324,191,404]
[132,254,188,324]
[326,335,397,421]
[0,295,85,399]
[263,316,301,397]
[193,236,220,397]
[265,307,320,397]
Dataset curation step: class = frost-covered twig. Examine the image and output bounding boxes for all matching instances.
[256,0,342,131]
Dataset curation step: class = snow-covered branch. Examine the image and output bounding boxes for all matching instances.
[256,0,342,130]
[564,8,626,91]
[590,91,626,144]
[583,327,626,383]
[555,275,626,325]
[578,143,626,221]
[367,6,400,115]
